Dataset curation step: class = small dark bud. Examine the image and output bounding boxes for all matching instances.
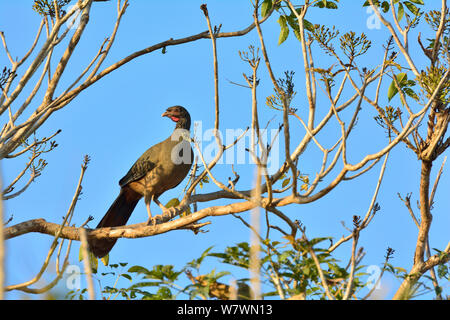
[200,4,208,16]
[353,215,362,229]
[385,247,395,259]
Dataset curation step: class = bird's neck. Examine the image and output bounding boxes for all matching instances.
[170,127,191,143]
[175,116,191,130]
[171,115,191,142]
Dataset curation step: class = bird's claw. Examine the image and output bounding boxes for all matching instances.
[146,214,163,226]
[146,207,177,226]
[162,207,177,220]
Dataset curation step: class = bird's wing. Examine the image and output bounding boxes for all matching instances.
[119,158,156,187]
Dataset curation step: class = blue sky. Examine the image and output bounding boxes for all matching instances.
[1,0,448,299]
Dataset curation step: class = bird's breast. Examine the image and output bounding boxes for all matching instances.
[144,142,193,195]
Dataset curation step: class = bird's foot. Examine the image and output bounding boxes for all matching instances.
[145,208,177,226]
[153,198,179,220]
[161,207,178,220]
[146,214,164,226]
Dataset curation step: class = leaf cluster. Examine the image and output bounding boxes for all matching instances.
[374,106,402,133]
[387,72,419,103]
[363,0,424,24]
[0,67,15,91]
[339,32,372,63]
[418,66,450,104]
[32,0,71,18]
[273,0,339,46]
[75,234,384,300]
[266,70,297,110]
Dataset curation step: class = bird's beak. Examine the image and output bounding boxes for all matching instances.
[162,110,170,117]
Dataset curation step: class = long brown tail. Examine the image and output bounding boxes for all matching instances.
[89,186,141,258]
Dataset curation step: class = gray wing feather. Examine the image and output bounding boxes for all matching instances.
[119,159,155,187]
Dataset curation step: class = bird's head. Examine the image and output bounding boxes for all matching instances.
[162,106,191,130]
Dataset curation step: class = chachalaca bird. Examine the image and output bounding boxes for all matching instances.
[89,106,193,258]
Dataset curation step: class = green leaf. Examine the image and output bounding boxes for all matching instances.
[78,245,98,273]
[128,265,151,274]
[309,236,333,246]
[129,281,162,290]
[303,19,315,33]
[315,0,338,9]
[278,15,289,45]
[101,254,109,266]
[387,83,398,102]
[282,178,291,188]
[121,273,133,282]
[285,15,301,41]
[89,252,98,273]
[403,1,419,15]
[261,0,272,18]
[363,0,381,7]
[79,246,83,262]
[381,1,390,13]
[212,270,232,280]
[156,286,173,299]
[394,266,407,274]
[165,198,180,208]
[302,266,311,276]
[437,264,448,279]
[397,3,404,21]
[435,285,443,296]
[387,73,407,101]
[403,87,419,101]
[189,246,214,268]
[278,251,291,263]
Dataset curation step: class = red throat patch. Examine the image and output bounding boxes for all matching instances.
[170,116,180,122]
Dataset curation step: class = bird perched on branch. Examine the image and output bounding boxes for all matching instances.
[89,106,193,258]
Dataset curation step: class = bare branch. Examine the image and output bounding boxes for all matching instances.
[80,228,95,300]
[4,155,88,293]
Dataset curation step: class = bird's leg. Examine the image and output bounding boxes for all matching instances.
[144,194,155,225]
[146,202,152,219]
[153,197,167,211]
[153,196,177,220]
[146,194,165,225]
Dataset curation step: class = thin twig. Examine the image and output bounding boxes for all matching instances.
[79,228,95,300]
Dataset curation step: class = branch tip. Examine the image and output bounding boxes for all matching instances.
[200,4,208,16]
